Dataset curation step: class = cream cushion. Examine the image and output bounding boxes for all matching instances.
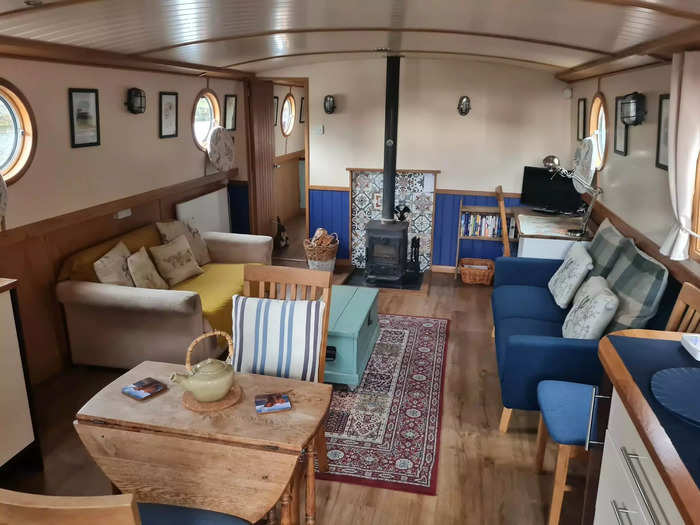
[548,243,594,309]
[149,234,204,287]
[156,220,211,266]
[563,276,619,339]
[127,247,168,290]
[93,242,134,287]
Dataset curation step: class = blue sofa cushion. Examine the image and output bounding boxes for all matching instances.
[495,316,563,374]
[537,380,597,446]
[492,285,567,324]
[138,503,249,525]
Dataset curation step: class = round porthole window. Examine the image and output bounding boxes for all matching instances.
[280,93,296,137]
[0,78,36,185]
[192,89,220,150]
[588,93,608,170]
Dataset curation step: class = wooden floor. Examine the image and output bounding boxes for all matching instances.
[272,213,307,262]
[1,273,587,524]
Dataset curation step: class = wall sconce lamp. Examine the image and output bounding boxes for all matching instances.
[457,95,471,116]
[323,95,336,114]
[621,92,646,126]
[125,88,146,114]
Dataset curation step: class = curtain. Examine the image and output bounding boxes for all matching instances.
[660,52,700,260]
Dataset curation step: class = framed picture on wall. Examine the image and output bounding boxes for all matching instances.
[273,96,279,126]
[656,93,670,170]
[224,94,237,131]
[299,96,305,123]
[69,88,100,148]
[614,95,628,156]
[576,98,586,141]
[159,92,178,138]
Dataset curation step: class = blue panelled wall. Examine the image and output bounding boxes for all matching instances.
[433,193,521,266]
[228,183,251,234]
[308,189,350,259]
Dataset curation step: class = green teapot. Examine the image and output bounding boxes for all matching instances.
[170,331,236,403]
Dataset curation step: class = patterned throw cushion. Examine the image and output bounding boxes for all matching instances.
[588,218,626,277]
[149,234,204,287]
[548,243,594,309]
[563,276,619,339]
[93,241,134,287]
[127,247,168,290]
[606,240,668,331]
[231,295,326,382]
[156,220,211,266]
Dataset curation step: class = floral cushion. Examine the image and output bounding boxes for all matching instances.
[149,234,204,287]
[156,220,211,266]
[127,247,168,290]
[548,243,594,309]
[563,276,619,339]
[93,241,134,287]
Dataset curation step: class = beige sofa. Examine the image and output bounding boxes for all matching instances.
[56,224,272,369]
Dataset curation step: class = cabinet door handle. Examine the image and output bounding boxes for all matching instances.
[584,386,609,450]
[611,500,637,525]
[621,447,660,525]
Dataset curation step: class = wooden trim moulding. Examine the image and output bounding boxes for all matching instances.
[586,195,700,288]
[0,35,250,80]
[274,150,305,164]
[308,185,350,192]
[0,169,236,248]
[431,265,456,274]
[436,188,521,198]
[0,278,18,294]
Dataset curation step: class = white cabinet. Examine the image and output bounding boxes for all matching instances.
[594,390,685,525]
[517,236,589,259]
[0,284,36,468]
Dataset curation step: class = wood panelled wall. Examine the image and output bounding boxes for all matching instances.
[273,151,303,224]
[0,171,236,384]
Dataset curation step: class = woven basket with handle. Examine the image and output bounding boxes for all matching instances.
[459,258,495,285]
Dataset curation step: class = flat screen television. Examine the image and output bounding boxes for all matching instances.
[520,166,582,214]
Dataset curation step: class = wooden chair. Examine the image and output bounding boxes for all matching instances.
[0,489,249,525]
[665,282,700,331]
[495,185,513,432]
[242,265,333,523]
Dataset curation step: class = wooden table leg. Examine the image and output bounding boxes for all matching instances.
[280,483,292,525]
[290,465,301,525]
[305,439,316,525]
[315,426,329,473]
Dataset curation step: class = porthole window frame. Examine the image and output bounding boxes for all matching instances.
[191,88,221,152]
[0,78,37,186]
[588,92,609,171]
[280,93,296,138]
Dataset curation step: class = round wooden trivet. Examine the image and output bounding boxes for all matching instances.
[182,384,242,412]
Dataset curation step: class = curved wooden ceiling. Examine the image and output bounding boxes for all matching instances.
[0,0,698,80]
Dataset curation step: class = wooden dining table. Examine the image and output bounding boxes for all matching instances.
[74,361,332,525]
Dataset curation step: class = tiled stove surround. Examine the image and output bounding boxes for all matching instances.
[350,170,436,272]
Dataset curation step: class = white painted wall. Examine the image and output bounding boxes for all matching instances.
[273,84,305,156]
[263,57,571,191]
[571,65,673,247]
[2,57,247,229]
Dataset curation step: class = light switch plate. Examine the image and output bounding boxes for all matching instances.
[313,124,325,135]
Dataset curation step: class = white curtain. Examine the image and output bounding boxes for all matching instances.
[660,52,700,260]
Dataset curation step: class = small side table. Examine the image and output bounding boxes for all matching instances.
[515,212,592,259]
[324,285,380,391]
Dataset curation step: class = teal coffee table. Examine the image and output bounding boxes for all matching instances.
[324,285,380,391]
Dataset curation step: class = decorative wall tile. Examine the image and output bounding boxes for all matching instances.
[350,171,436,272]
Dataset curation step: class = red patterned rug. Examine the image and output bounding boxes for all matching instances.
[317,314,449,495]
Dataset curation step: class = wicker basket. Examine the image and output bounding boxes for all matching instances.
[304,234,339,272]
[459,258,495,285]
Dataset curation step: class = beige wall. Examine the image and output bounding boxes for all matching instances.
[263,57,571,191]
[571,65,673,246]
[274,84,305,156]
[2,57,247,229]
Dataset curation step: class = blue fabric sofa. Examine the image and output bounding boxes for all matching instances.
[491,256,679,417]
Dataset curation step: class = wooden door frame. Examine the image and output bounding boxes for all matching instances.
[257,76,310,239]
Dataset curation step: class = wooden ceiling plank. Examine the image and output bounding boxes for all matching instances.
[132,27,615,59]
[0,34,251,79]
[582,0,700,22]
[555,22,700,82]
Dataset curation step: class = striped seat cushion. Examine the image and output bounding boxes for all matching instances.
[231,295,325,382]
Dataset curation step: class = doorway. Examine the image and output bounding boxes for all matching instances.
[266,78,309,263]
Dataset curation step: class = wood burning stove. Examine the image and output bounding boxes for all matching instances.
[365,220,408,283]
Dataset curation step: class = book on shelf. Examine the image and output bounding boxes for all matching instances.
[460,211,517,240]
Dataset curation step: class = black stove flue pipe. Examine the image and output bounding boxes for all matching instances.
[382,56,400,223]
